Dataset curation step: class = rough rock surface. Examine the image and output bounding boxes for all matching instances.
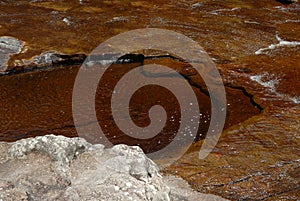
[0,36,23,72]
[0,135,228,201]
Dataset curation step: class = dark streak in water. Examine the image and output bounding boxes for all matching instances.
[0,54,86,77]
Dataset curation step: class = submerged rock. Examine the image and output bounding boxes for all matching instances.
[0,135,228,201]
[0,0,299,200]
[165,106,300,200]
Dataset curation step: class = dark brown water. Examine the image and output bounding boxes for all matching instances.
[0,0,299,200]
[0,57,259,146]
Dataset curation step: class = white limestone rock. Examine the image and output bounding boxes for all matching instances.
[0,135,229,201]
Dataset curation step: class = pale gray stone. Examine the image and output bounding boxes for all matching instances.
[0,36,24,72]
[0,135,229,201]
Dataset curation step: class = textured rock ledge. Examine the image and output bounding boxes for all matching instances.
[0,135,228,201]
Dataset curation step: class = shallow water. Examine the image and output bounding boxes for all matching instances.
[0,57,259,145]
[0,0,299,200]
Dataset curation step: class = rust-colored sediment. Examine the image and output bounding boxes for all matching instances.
[0,0,299,200]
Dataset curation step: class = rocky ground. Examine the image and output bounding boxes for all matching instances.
[0,135,228,201]
[0,0,299,200]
